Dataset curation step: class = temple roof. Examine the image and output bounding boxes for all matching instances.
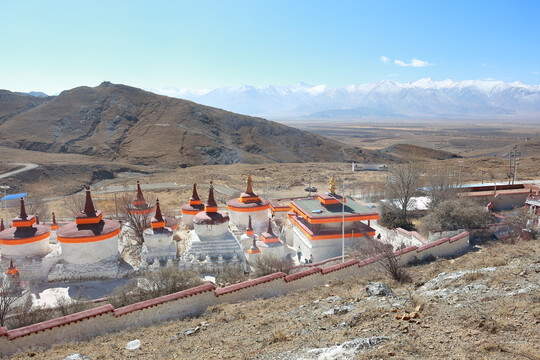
[193,211,230,225]
[290,196,378,223]
[0,223,50,241]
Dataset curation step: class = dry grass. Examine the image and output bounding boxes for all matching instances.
[6,239,539,360]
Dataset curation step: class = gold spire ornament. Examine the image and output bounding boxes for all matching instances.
[328,176,336,194]
[246,174,254,194]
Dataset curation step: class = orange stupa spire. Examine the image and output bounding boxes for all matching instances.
[84,186,96,215]
[205,182,218,213]
[19,198,28,219]
[190,183,201,205]
[151,199,166,229]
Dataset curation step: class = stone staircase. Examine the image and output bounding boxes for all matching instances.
[184,232,244,261]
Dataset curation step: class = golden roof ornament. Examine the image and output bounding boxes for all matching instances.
[328,176,336,194]
[246,174,254,194]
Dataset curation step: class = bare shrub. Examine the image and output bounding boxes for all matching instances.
[252,254,294,277]
[109,267,203,308]
[419,199,493,233]
[378,204,414,230]
[7,303,56,329]
[56,294,93,317]
[0,277,24,326]
[366,235,412,284]
[215,264,247,286]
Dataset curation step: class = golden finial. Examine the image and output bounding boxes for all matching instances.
[329,176,336,194]
[246,174,253,194]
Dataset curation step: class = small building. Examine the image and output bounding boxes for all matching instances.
[227,175,270,234]
[352,163,388,171]
[458,183,538,211]
[289,177,379,262]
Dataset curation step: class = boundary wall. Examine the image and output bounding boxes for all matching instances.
[0,231,470,356]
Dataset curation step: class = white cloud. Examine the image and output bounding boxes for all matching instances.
[484,77,495,81]
[533,71,539,75]
[380,56,390,63]
[394,58,432,67]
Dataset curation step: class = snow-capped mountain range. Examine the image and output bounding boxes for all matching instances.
[151,78,540,119]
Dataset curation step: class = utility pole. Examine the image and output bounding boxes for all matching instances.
[513,158,519,185]
[480,170,485,184]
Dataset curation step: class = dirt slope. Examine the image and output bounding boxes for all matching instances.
[7,239,539,360]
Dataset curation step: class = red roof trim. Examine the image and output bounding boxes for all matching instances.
[321,259,359,274]
[284,267,322,282]
[215,272,286,296]
[7,305,114,340]
[450,231,469,242]
[417,237,449,252]
[114,283,216,317]
[393,246,419,256]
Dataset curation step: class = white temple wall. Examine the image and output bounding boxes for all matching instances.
[194,221,229,239]
[143,229,174,249]
[60,235,119,264]
[181,214,196,229]
[228,209,270,234]
[259,244,285,258]
[0,237,51,258]
[292,227,353,263]
[215,277,287,304]
[112,291,216,330]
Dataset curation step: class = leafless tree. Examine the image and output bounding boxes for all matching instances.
[385,161,423,227]
[24,196,49,220]
[0,276,23,327]
[118,192,156,245]
[61,191,86,217]
[425,167,460,208]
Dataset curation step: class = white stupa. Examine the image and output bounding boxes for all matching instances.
[184,182,244,265]
[142,199,176,266]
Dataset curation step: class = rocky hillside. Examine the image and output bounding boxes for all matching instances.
[0,83,378,167]
[9,239,539,359]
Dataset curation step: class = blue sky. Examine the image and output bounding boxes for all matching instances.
[1,0,539,94]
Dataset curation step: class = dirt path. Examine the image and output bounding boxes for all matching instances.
[0,162,38,180]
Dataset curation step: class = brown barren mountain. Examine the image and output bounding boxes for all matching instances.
[0,82,381,167]
[0,90,51,124]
